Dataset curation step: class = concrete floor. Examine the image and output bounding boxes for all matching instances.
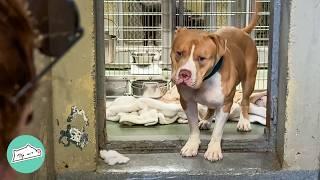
[97,152,280,175]
[106,121,268,153]
[58,152,319,180]
[106,121,265,142]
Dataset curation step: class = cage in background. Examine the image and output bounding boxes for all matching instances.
[104,0,169,98]
[104,0,270,97]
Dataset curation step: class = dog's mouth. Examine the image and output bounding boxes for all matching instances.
[172,71,197,88]
[174,78,197,88]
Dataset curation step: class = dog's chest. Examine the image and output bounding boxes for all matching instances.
[195,73,225,108]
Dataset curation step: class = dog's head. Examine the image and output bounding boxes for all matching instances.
[170,28,227,89]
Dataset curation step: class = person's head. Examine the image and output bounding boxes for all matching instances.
[0,0,37,156]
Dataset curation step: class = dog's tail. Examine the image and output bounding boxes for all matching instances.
[241,0,261,34]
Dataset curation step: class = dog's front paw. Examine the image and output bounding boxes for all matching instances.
[204,142,223,161]
[180,138,200,157]
[198,120,212,130]
[237,120,252,132]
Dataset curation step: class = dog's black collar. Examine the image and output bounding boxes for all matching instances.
[203,56,224,81]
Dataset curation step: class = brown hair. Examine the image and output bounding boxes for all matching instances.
[0,0,37,157]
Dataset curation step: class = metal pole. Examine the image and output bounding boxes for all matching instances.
[178,0,184,27]
[235,0,247,29]
[118,2,124,46]
[171,0,176,38]
[246,0,250,26]
[95,0,106,149]
[209,0,216,30]
[162,0,170,68]
[267,0,281,140]
[228,0,234,26]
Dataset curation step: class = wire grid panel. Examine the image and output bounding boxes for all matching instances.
[104,0,168,80]
[104,0,270,94]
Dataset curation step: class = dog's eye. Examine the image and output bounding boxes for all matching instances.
[198,56,206,62]
[176,51,183,58]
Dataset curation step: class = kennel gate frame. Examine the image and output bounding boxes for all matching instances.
[98,0,282,154]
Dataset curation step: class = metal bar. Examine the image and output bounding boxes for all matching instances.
[209,0,216,28]
[105,13,162,15]
[251,0,256,38]
[106,0,247,2]
[267,0,281,128]
[115,38,162,41]
[105,0,160,2]
[162,0,170,66]
[118,1,124,46]
[246,0,250,26]
[229,0,235,26]
[105,0,238,2]
[105,75,169,81]
[241,0,249,27]
[105,12,270,16]
[95,0,106,149]
[171,0,177,40]
[178,0,184,27]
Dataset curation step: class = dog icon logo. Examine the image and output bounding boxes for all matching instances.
[11,144,42,163]
[7,135,46,173]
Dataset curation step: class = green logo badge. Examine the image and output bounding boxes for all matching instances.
[6,135,45,174]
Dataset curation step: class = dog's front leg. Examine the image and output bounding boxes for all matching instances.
[180,98,201,157]
[204,103,232,161]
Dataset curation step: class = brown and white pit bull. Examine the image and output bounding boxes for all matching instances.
[170,2,260,161]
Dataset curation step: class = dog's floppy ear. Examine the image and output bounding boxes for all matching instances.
[209,34,227,60]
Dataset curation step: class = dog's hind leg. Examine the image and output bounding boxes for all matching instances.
[237,45,258,131]
[198,108,215,130]
[238,74,257,132]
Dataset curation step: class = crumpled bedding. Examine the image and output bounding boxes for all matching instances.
[106,96,188,126]
[229,91,267,125]
[228,102,266,125]
[106,87,268,126]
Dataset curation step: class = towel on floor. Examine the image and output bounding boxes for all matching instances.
[100,150,130,165]
[106,96,188,126]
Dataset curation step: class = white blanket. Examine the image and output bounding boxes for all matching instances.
[106,96,266,126]
[229,103,266,125]
[106,96,188,126]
